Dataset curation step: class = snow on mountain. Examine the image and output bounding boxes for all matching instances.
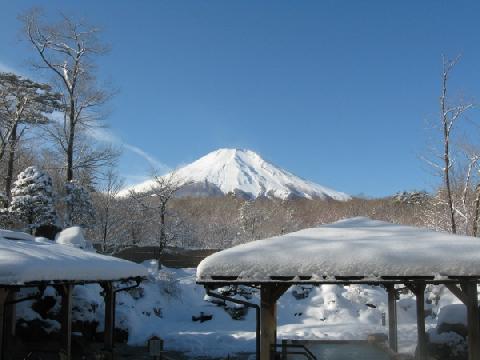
[119,148,350,201]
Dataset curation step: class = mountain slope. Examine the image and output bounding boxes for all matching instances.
[120,148,350,201]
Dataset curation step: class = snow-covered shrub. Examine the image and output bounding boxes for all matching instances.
[56,226,93,250]
[426,304,469,360]
[158,271,180,297]
[436,304,467,337]
[206,285,256,320]
[9,166,56,232]
[292,285,313,300]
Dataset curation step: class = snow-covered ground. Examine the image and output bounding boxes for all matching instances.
[16,261,463,358]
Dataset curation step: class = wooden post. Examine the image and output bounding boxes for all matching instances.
[260,285,290,360]
[102,282,115,356]
[386,284,398,353]
[413,282,427,360]
[260,286,277,360]
[0,288,9,360]
[59,284,73,360]
[281,339,287,359]
[4,291,16,360]
[464,281,480,360]
[6,291,15,337]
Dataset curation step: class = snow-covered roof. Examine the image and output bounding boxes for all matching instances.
[0,230,147,285]
[197,217,480,283]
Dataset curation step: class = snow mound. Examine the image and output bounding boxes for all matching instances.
[0,229,147,284]
[198,217,480,281]
[437,304,467,326]
[56,226,90,249]
[120,148,350,200]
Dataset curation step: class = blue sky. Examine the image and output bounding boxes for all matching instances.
[1,1,480,197]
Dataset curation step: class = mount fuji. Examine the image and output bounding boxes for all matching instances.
[120,148,350,201]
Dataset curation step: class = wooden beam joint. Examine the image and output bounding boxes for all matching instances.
[445,283,469,305]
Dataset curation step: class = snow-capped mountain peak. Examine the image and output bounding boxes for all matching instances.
[120,148,350,201]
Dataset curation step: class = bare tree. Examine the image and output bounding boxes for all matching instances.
[454,144,480,234]
[129,171,184,264]
[440,56,475,233]
[0,72,61,202]
[21,10,115,184]
[90,168,124,253]
[424,56,474,233]
[472,184,480,237]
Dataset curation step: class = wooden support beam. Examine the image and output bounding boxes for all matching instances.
[386,284,398,353]
[3,291,16,360]
[260,286,276,360]
[271,285,290,303]
[58,284,73,360]
[260,285,289,360]
[0,288,9,360]
[445,283,469,305]
[408,281,427,360]
[102,282,115,356]
[443,281,480,360]
[463,281,480,360]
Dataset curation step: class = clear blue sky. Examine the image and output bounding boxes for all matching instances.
[1,1,480,197]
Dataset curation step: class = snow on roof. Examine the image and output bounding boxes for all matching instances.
[197,217,480,282]
[0,229,35,242]
[0,230,147,285]
[55,226,90,249]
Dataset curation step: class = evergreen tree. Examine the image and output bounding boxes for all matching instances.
[64,181,95,228]
[9,166,56,232]
[0,72,62,201]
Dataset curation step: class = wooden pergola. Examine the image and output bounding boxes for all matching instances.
[0,230,147,360]
[0,277,144,360]
[197,217,480,360]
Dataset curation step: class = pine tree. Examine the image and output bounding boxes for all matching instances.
[9,166,56,232]
[0,72,62,201]
[64,181,95,228]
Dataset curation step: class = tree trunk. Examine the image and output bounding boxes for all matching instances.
[102,202,110,253]
[158,205,167,270]
[441,67,456,234]
[472,184,480,237]
[66,97,75,182]
[160,204,166,249]
[64,96,76,226]
[5,123,17,203]
[0,141,7,164]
